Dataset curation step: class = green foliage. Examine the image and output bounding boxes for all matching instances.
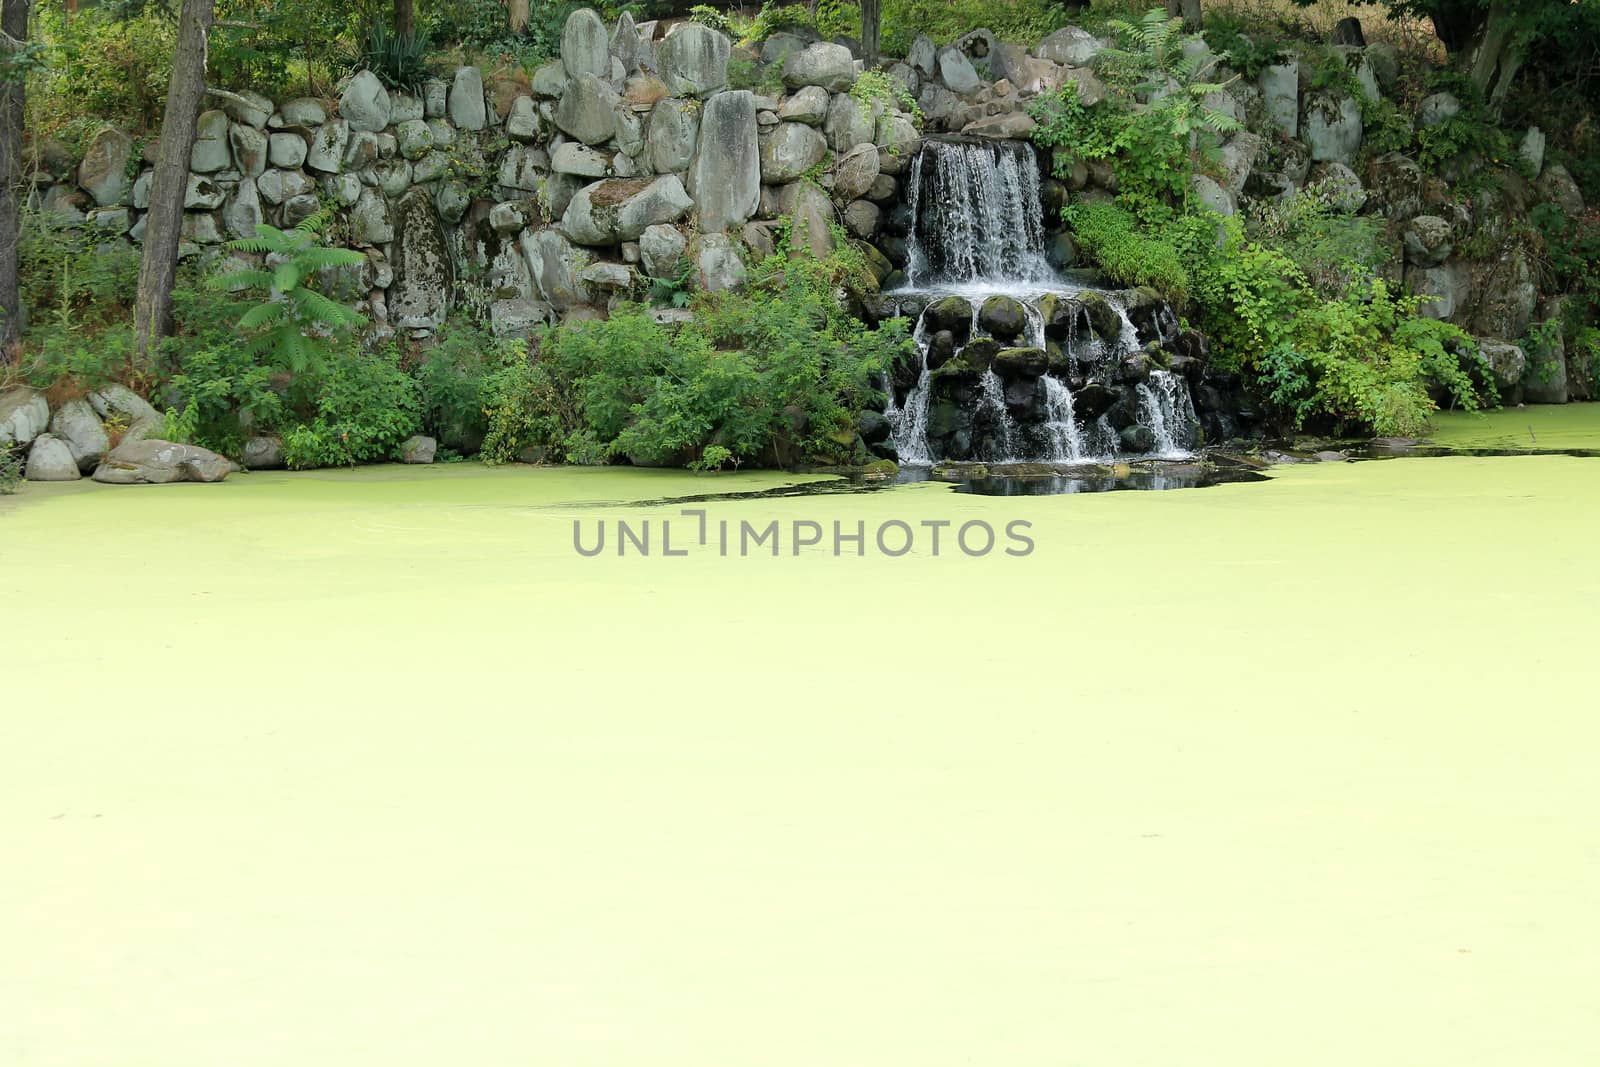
[160,343,287,456]
[24,6,174,137]
[413,322,499,449]
[1062,201,1195,297]
[688,5,732,34]
[358,20,433,91]
[851,68,921,122]
[281,346,422,469]
[877,0,1065,57]
[646,256,696,309]
[1245,179,1389,296]
[481,252,911,470]
[0,446,20,495]
[210,211,368,375]
[1200,15,1283,80]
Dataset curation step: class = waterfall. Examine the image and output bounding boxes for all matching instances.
[885,315,933,466]
[906,140,1055,286]
[978,370,1019,461]
[1135,370,1200,457]
[1040,377,1086,462]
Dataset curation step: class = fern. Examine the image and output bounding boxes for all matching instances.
[207,211,367,375]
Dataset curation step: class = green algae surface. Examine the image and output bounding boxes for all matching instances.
[4,457,1599,1066]
[1427,399,1600,451]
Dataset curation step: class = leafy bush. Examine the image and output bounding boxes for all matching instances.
[481,252,911,469]
[282,345,422,469]
[26,6,174,138]
[159,343,288,458]
[0,447,21,494]
[1063,200,1195,297]
[1245,180,1390,296]
[878,0,1065,56]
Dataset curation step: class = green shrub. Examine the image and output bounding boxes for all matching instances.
[0,447,22,495]
[1063,200,1194,296]
[282,345,422,469]
[357,21,433,91]
[159,343,288,458]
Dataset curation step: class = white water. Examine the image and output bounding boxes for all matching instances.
[907,140,1055,286]
[1136,370,1200,458]
[1041,376,1087,462]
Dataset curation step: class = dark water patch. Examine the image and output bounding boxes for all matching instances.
[908,459,1269,496]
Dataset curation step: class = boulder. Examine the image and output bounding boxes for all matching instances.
[279,98,327,126]
[1519,127,1546,179]
[350,185,394,245]
[782,43,856,92]
[760,122,827,183]
[782,181,836,260]
[1365,152,1423,219]
[1216,131,1261,196]
[189,110,231,173]
[449,66,488,130]
[1035,27,1102,66]
[223,177,263,238]
[88,384,160,432]
[268,131,307,169]
[24,435,80,481]
[640,223,687,278]
[48,397,109,472]
[229,124,269,176]
[688,90,760,233]
[340,70,392,132]
[242,435,285,470]
[692,232,748,292]
[923,295,973,335]
[610,11,649,74]
[394,119,434,160]
[876,113,920,175]
[506,96,543,142]
[1405,262,1472,321]
[399,434,437,464]
[0,387,50,448]
[831,144,880,203]
[1259,63,1299,138]
[305,120,350,173]
[1418,92,1460,128]
[1477,339,1526,391]
[1304,92,1362,164]
[937,47,980,95]
[388,188,453,330]
[552,141,613,177]
[778,85,830,125]
[657,23,730,97]
[1469,246,1537,340]
[93,439,231,484]
[257,167,314,206]
[561,8,611,77]
[223,89,273,128]
[489,299,554,338]
[979,296,1027,340]
[521,229,594,310]
[1402,215,1453,267]
[824,91,877,154]
[496,144,550,195]
[1190,174,1236,216]
[648,97,699,174]
[963,112,1037,139]
[842,199,880,238]
[555,73,620,145]
[1537,163,1584,215]
[562,175,693,244]
[992,347,1048,380]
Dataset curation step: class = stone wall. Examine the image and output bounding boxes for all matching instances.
[30,9,1593,401]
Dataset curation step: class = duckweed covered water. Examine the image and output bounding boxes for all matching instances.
[4,452,1599,1066]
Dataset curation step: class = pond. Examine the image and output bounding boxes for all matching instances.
[4,412,1600,1066]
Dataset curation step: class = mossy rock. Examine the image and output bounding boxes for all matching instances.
[1076,291,1123,341]
[993,347,1048,380]
[922,295,973,336]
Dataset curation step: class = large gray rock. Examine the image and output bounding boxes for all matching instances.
[399,434,437,464]
[1304,92,1362,164]
[1402,215,1453,267]
[305,119,350,173]
[1537,163,1585,215]
[185,174,226,210]
[831,144,880,203]
[88,384,159,430]
[691,232,747,292]
[521,229,594,310]
[555,73,620,145]
[278,98,327,126]
[93,439,231,484]
[25,435,80,481]
[1190,174,1236,216]
[0,387,50,448]
[506,96,543,142]
[561,175,693,244]
[647,97,697,173]
[779,86,830,126]
[1523,303,1569,404]
[1035,26,1103,66]
[350,187,394,245]
[657,23,730,97]
[1477,339,1526,391]
[760,122,827,183]
[908,34,938,77]
[610,11,649,75]
[394,119,434,160]
[256,168,314,206]
[229,124,269,176]
[876,113,921,175]
[1405,262,1472,321]
[937,47,981,95]
[1519,126,1546,179]
[1216,131,1261,196]
[640,223,687,278]
[242,435,285,470]
[189,110,232,174]
[782,43,856,92]
[1469,246,1537,341]
[1418,91,1460,128]
[552,141,612,177]
[267,131,307,169]
[1259,63,1299,138]
[223,177,263,238]
[48,397,109,472]
[497,144,550,195]
[824,92,876,154]
[561,7,611,77]
[688,90,760,233]
[449,66,487,130]
[223,89,274,129]
[389,188,453,330]
[340,70,392,132]
[781,181,836,260]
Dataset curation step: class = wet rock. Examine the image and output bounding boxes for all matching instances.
[993,347,1048,380]
[922,295,972,337]
[978,295,1027,341]
[1120,424,1156,453]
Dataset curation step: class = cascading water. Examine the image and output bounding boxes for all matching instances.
[884,137,1203,467]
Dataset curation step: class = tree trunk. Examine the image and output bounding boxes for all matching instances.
[395,0,413,37]
[860,0,880,68]
[134,0,214,363]
[1166,0,1201,33]
[1466,4,1524,112]
[508,0,529,34]
[1,0,30,350]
